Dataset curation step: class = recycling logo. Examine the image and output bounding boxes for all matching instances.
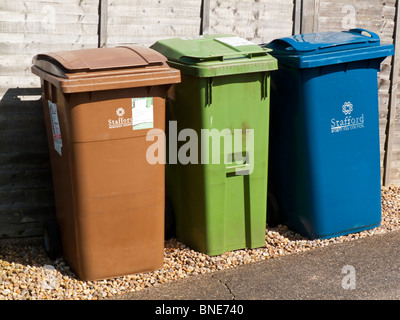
[116,107,125,117]
[342,102,353,115]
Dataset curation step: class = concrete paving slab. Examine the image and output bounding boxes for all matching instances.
[109,230,400,301]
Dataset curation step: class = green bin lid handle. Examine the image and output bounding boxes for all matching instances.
[179,49,271,62]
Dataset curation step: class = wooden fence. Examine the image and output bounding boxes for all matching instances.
[0,0,399,237]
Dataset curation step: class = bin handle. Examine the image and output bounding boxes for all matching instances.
[348,28,380,42]
[267,28,380,53]
[225,151,253,176]
[180,50,269,62]
[226,163,251,176]
[317,40,369,50]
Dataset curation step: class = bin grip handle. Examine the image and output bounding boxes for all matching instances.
[226,163,251,176]
[318,40,369,50]
[267,28,380,53]
[349,28,380,42]
[180,50,269,62]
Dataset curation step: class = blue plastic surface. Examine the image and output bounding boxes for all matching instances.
[264,28,394,68]
[266,29,394,239]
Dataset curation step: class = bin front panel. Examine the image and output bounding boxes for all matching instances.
[305,61,382,237]
[72,136,164,280]
[167,72,269,255]
[33,46,180,281]
[153,35,276,255]
[68,86,168,143]
[269,60,382,239]
[41,81,168,281]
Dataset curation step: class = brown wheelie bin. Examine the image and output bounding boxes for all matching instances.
[31,46,180,281]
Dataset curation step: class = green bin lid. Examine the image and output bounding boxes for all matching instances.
[150,34,278,77]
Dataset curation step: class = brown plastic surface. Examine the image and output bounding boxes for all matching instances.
[34,47,180,281]
[32,46,180,93]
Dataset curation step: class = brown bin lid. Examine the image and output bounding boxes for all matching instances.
[32,46,180,93]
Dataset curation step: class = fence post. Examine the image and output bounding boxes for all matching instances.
[383,0,400,186]
[99,0,108,47]
[300,0,319,34]
[200,0,210,35]
[293,0,302,35]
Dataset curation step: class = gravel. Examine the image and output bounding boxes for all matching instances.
[1,185,399,300]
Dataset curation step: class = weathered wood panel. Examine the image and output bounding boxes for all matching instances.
[106,0,202,47]
[0,0,99,237]
[208,0,294,43]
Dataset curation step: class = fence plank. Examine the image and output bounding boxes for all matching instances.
[384,0,400,185]
[201,0,210,35]
[99,0,108,47]
[301,0,319,33]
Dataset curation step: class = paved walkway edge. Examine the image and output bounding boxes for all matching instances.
[109,230,400,301]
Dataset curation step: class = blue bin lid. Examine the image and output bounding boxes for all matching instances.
[263,28,394,68]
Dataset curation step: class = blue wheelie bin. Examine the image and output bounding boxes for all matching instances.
[263,28,394,239]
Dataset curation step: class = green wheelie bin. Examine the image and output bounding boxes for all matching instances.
[151,35,277,255]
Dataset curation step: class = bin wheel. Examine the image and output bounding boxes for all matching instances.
[267,192,281,227]
[43,220,62,260]
[165,196,176,240]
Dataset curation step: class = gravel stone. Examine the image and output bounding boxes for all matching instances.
[0,185,399,300]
